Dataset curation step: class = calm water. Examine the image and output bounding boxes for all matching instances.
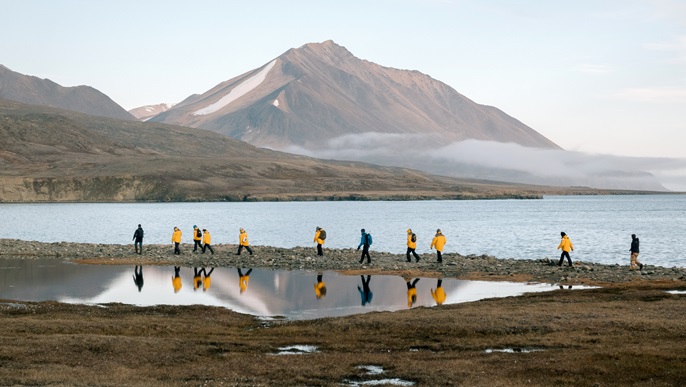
[0,259,567,319]
[0,195,684,267]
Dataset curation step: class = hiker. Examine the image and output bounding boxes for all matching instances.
[172,266,182,293]
[193,267,203,291]
[192,225,203,253]
[430,229,446,263]
[133,265,144,292]
[236,228,253,255]
[171,227,182,255]
[314,272,327,299]
[238,268,252,294]
[201,229,214,254]
[357,229,373,264]
[314,227,326,256]
[357,275,373,306]
[406,277,420,308]
[406,228,420,262]
[132,224,144,254]
[431,278,446,306]
[202,267,214,291]
[557,231,574,267]
[630,234,643,271]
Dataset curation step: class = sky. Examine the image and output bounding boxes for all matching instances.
[1,0,685,161]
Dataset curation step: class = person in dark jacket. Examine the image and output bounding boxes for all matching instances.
[133,265,144,292]
[357,229,372,264]
[132,224,144,254]
[357,275,373,306]
[630,234,643,271]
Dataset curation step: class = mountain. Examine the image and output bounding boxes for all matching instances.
[1,98,575,202]
[0,64,134,121]
[149,41,667,191]
[129,103,175,121]
[151,40,558,150]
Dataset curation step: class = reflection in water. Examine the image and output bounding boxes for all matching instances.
[431,278,446,306]
[0,259,594,320]
[314,273,327,299]
[133,266,144,292]
[238,268,252,294]
[358,275,373,306]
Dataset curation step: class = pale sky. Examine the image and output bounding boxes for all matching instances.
[1,0,685,159]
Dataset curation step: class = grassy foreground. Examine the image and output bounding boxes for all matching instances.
[1,279,685,386]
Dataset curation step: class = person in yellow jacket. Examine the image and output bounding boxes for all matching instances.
[236,228,253,255]
[201,229,214,254]
[406,229,420,262]
[193,267,202,291]
[430,229,446,263]
[557,231,574,267]
[314,227,325,256]
[171,227,182,255]
[172,266,182,293]
[202,267,214,292]
[192,225,203,253]
[405,277,420,308]
[314,273,327,299]
[431,278,446,305]
[238,268,252,294]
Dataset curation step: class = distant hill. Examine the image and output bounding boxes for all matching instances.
[0,64,134,121]
[0,98,575,202]
[129,103,175,121]
[151,40,559,150]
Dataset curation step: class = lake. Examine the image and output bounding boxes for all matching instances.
[0,195,684,267]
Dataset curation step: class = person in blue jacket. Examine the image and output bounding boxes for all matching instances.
[357,228,373,264]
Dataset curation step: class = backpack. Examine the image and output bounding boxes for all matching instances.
[411,233,416,243]
[319,229,326,240]
[366,233,372,246]
[196,229,202,238]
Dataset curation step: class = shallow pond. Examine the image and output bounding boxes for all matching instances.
[0,259,588,320]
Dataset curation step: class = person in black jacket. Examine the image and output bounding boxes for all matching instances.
[132,224,144,254]
[630,234,643,271]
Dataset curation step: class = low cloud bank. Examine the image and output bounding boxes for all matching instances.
[282,133,686,192]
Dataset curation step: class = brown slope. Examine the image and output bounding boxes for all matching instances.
[0,64,135,121]
[151,40,559,150]
[0,98,555,202]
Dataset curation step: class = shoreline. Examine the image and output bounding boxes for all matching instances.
[2,238,684,286]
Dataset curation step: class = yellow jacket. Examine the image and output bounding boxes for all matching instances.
[172,228,182,243]
[407,231,417,249]
[431,287,446,305]
[239,230,249,246]
[430,233,446,252]
[203,276,211,291]
[172,276,182,293]
[557,235,574,252]
[407,287,417,308]
[193,274,201,290]
[314,230,325,245]
[239,275,250,294]
[203,231,211,245]
[193,227,201,241]
[314,281,327,299]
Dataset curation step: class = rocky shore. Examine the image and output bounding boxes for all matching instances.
[2,238,684,285]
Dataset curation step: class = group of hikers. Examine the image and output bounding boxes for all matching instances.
[134,225,645,270]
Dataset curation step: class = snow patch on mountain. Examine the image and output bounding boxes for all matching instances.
[192,60,277,116]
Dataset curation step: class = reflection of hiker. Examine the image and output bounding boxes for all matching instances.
[314,273,327,299]
[132,224,144,254]
[557,231,574,267]
[357,275,373,306]
[202,229,214,254]
[238,268,252,294]
[133,265,144,292]
[172,266,182,293]
[236,228,253,255]
[406,278,420,308]
[192,225,203,253]
[431,278,446,305]
[202,267,214,292]
[357,229,372,264]
[406,229,420,262]
[314,227,326,256]
[172,227,182,255]
[193,267,203,291]
[430,229,446,263]
[630,234,643,271]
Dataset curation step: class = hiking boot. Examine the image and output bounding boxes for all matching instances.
[639,263,644,270]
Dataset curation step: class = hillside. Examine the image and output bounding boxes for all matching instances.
[0,99,568,202]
